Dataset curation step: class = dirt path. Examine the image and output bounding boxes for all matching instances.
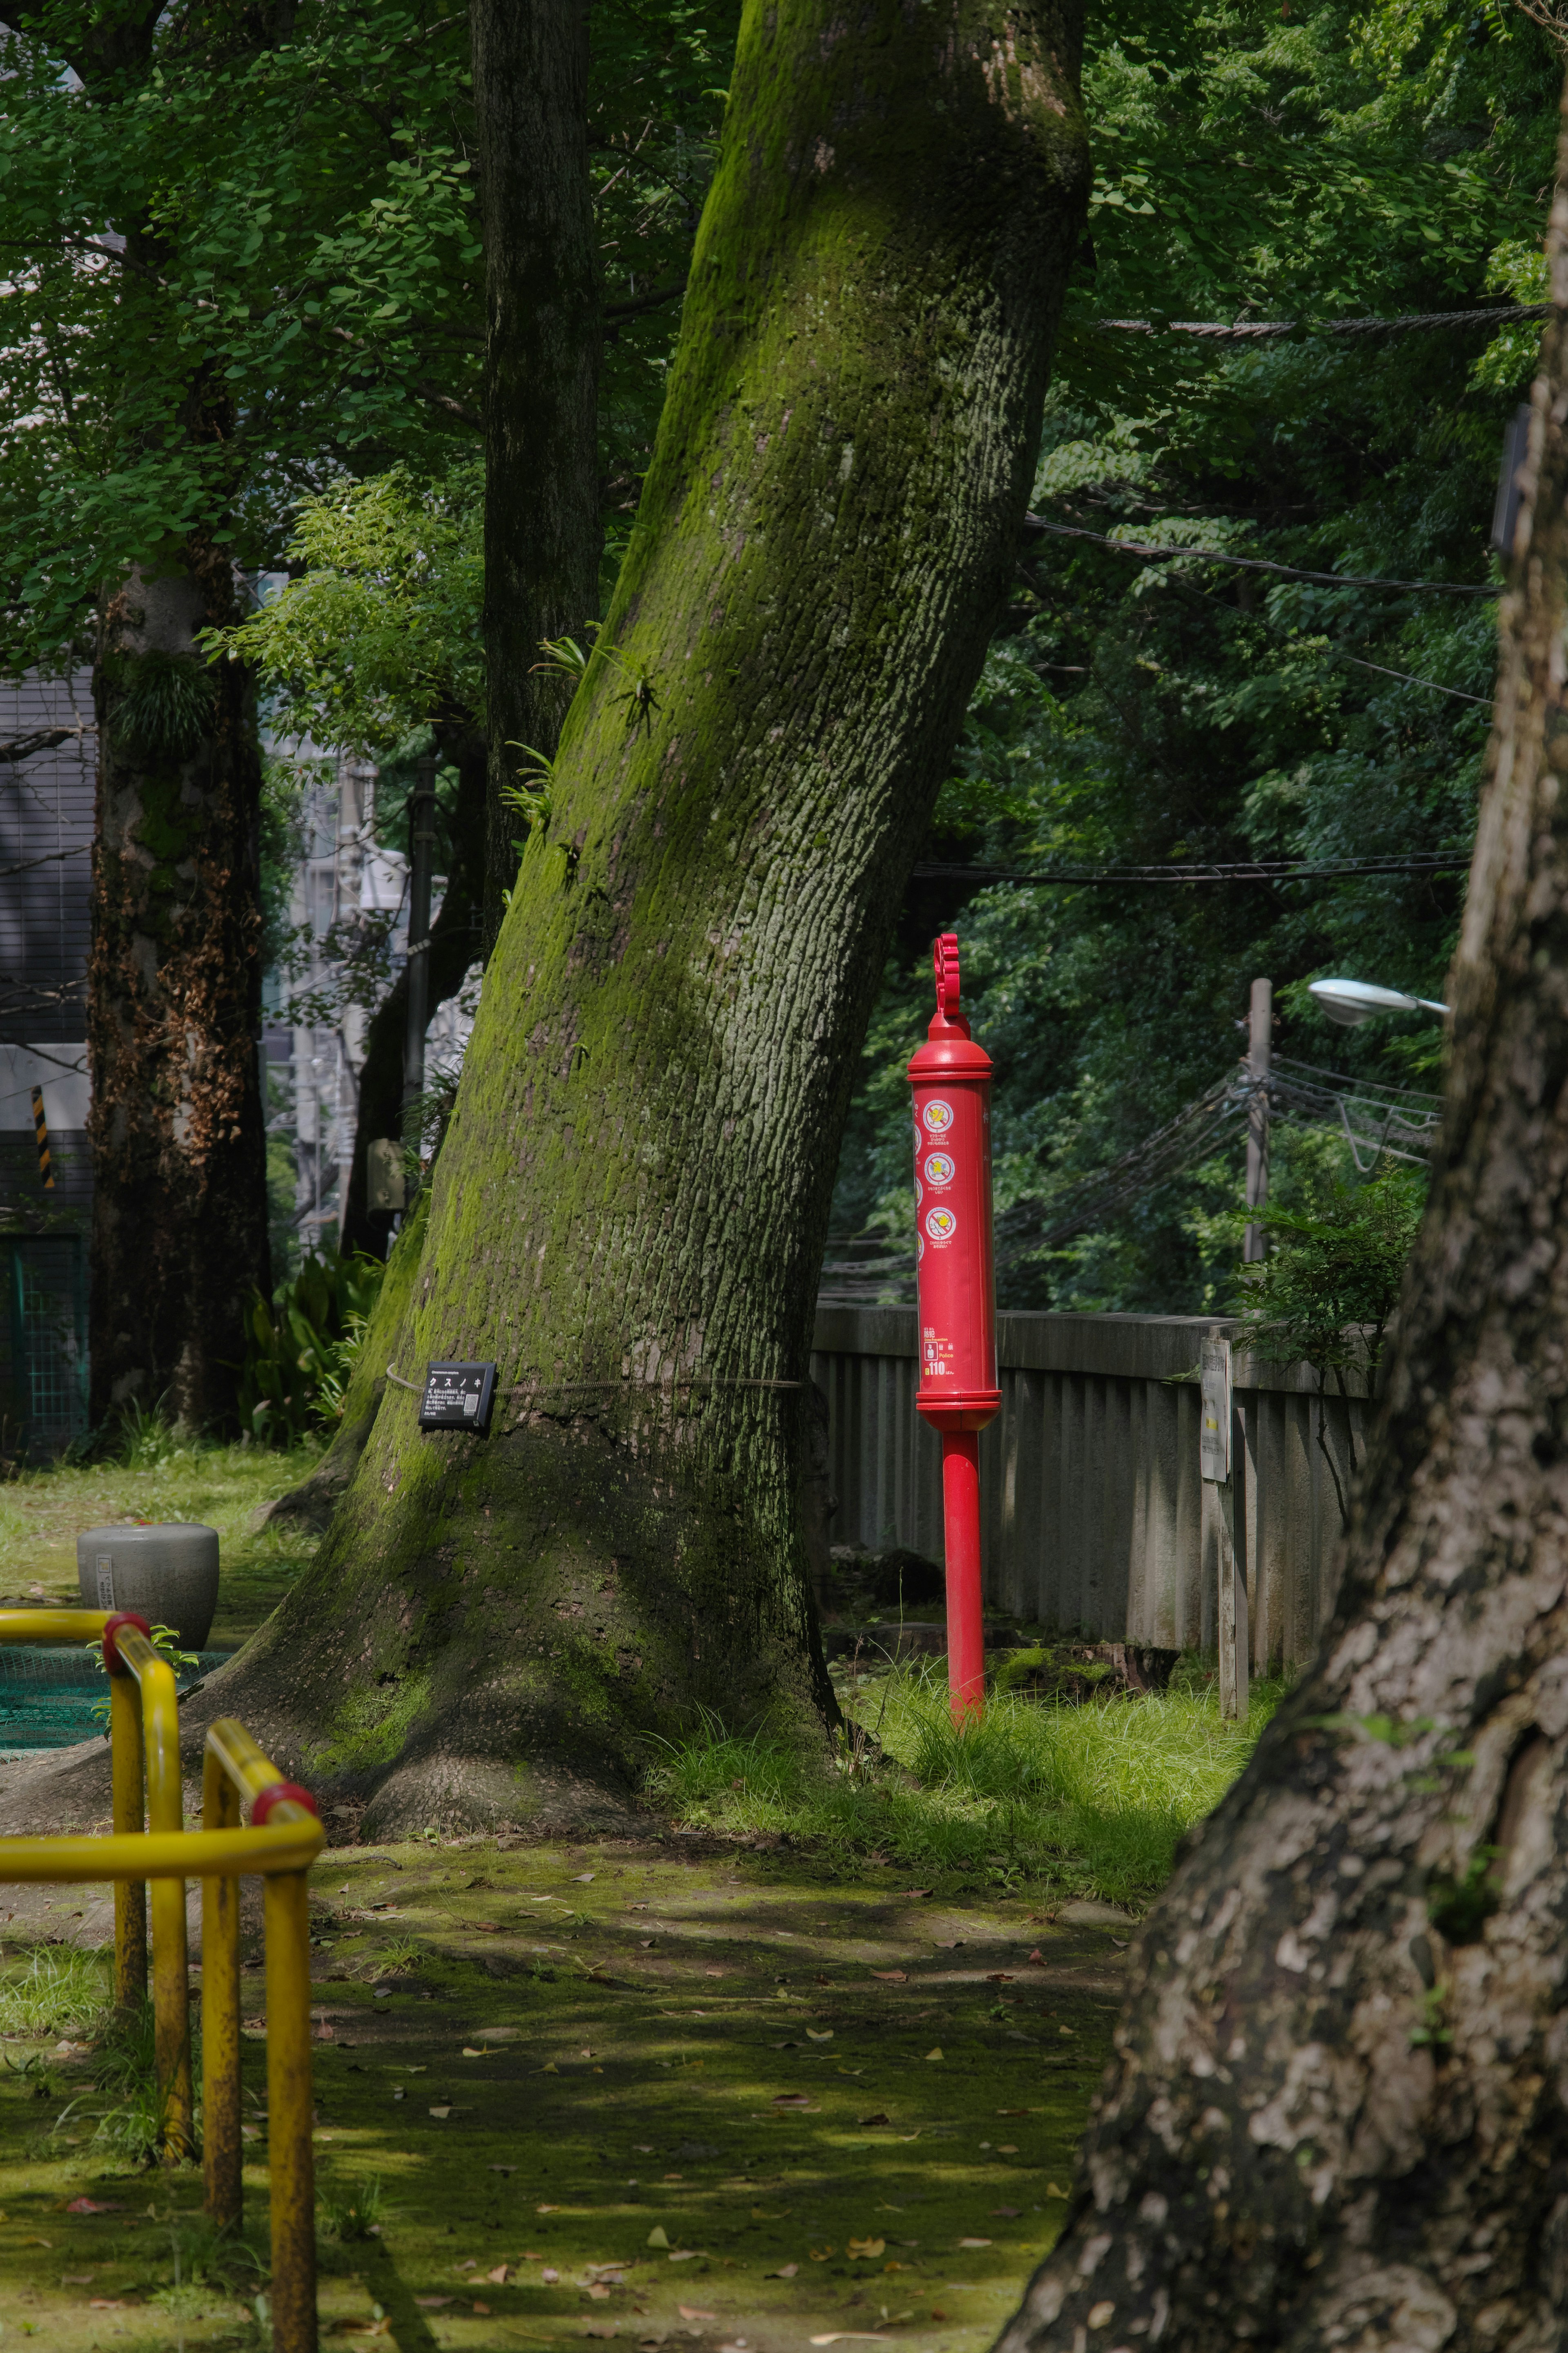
[0,1834,1125,2350]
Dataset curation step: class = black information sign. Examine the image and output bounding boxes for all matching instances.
[418,1361,497,1434]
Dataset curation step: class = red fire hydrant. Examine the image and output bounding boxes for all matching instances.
[908,933,1000,1722]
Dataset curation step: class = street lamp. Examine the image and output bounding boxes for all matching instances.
[1308,977,1449,1028]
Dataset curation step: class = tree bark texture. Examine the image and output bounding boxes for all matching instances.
[472,0,602,947]
[338,719,487,1261]
[192,0,1089,1839]
[994,88,1568,2353]
[89,545,270,1428]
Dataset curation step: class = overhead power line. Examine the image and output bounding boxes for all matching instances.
[910,852,1469,888]
[1092,300,1552,344]
[1022,514,1498,597]
[819,1057,1446,1306]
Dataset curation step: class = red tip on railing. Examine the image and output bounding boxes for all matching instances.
[101,1613,152,1675]
[250,1782,319,1827]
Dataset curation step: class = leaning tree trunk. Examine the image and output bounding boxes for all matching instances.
[471,0,602,947]
[992,87,1568,2353]
[176,0,1089,1839]
[89,538,270,1429]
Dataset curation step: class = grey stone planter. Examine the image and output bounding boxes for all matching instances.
[76,1524,220,1651]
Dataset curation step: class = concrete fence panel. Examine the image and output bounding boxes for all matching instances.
[810,1306,1372,1673]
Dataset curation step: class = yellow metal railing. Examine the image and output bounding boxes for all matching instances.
[0,1608,325,2352]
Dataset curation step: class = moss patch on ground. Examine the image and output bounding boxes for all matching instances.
[0,1835,1126,2351]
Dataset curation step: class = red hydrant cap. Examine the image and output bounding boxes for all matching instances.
[908,932,993,1079]
[251,1781,320,1826]
[101,1613,152,1675]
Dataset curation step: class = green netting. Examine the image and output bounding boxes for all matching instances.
[0,1649,232,1749]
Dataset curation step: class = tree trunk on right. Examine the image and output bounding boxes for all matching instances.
[996,81,1568,2353]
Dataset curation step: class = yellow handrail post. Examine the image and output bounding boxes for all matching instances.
[201,1740,243,2229]
[107,1671,147,2012]
[117,1628,194,2163]
[264,1855,317,2353]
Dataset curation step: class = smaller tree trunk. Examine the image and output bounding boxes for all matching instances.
[471,0,602,945]
[89,540,270,1428]
[337,722,487,1260]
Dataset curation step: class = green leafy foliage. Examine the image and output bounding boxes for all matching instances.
[238,1252,387,1447]
[833,0,1555,1313]
[1228,1166,1426,1381]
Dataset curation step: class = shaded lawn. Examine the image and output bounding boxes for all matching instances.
[0,1838,1126,2351]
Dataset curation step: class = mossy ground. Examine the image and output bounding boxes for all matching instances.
[0,1837,1125,2351]
[0,1442,1258,2349]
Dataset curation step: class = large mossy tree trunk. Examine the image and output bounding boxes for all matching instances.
[993,89,1568,2353]
[89,543,270,1428]
[472,0,602,946]
[196,0,1090,1838]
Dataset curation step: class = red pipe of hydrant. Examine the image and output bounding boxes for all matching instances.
[907,935,1000,1725]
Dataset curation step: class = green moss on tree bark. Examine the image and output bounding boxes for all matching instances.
[190,0,1090,1836]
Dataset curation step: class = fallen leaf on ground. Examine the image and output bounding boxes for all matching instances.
[573,1873,596,1883]
[669,2250,701,2262]
[984,1974,1014,1985]
[997,2144,1018,2155]
[704,1967,726,1977]
[488,2266,512,2284]
[539,2204,563,2214]
[772,2092,811,2107]
[585,2325,617,2339]
[958,2238,991,2249]
[923,2049,943,2062]
[809,2334,889,2344]
[808,2248,835,2262]
[1025,1949,1045,1965]
[768,2264,799,2279]
[870,1971,906,1984]
[805,2028,833,2042]
[846,2238,885,2259]
[543,2268,561,2283]
[490,2165,516,2176]
[647,2228,669,2249]
[678,2308,716,2321]
[933,1941,961,1951]
[996,2108,1027,2117]
[461,2047,489,2057]
[428,2105,452,2119]
[929,2311,948,2322]
[457,2261,478,2273]
[900,1889,933,1898]
[414,2296,453,2308]
[65,2198,122,2214]
[1045,2183,1070,2199]
[1058,2026,1075,2038]
[473,2304,492,2316]
[21,2238,51,2248]
[588,2284,612,2300]
[857,2113,890,2128]
[87,2299,125,2312]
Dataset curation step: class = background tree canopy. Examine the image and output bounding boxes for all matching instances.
[829,0,1559,1314]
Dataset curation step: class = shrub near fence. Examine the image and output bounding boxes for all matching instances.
[810,1307,1373,1675]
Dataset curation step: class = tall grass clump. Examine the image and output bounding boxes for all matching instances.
[0,1945,111,2038]
[642,1658,1286,1906]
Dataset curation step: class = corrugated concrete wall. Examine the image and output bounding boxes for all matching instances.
[810,1307,1373,1673]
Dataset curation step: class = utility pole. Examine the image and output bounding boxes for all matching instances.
[1244,976,1272,1263]
[401,752,438,1160]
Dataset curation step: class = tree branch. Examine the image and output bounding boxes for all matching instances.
[603,277,686,323]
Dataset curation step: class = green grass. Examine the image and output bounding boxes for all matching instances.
[0,1429,325,1648]
[0,1947,111,2039]
[643,1659,1286,1906]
